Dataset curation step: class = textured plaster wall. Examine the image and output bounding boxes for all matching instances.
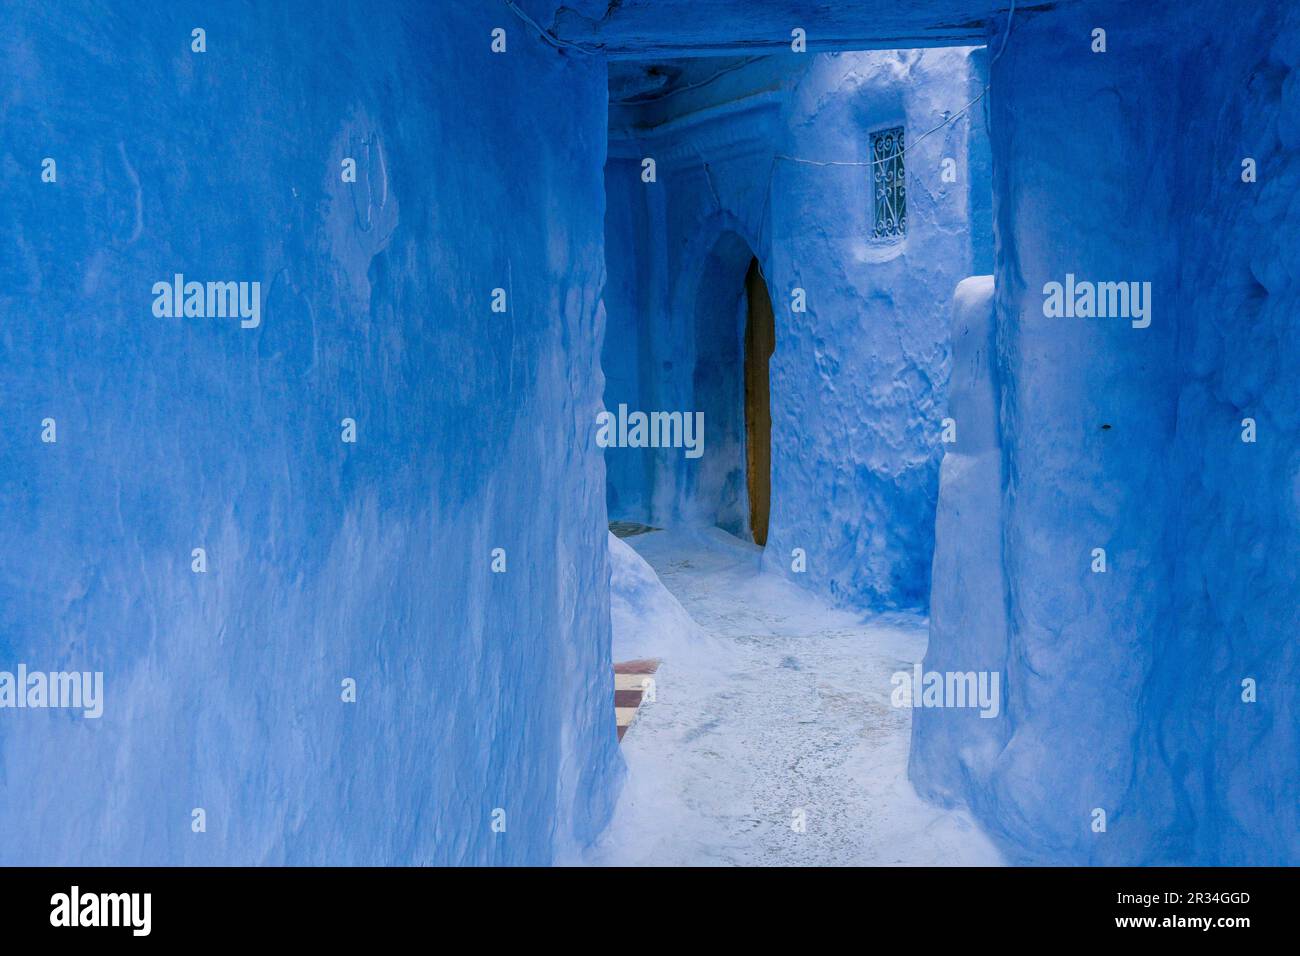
[0,0,621,864]
[910,275,1008,823]
[602,158,657,521]
[766,48,991,609]
[916,0,1299,864]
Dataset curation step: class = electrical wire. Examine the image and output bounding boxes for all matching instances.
[503,0,601,55]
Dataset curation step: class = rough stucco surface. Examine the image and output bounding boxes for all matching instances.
[602,158,656,521]
[1163,0,1300,865]
[766,48,990,610]
[0,0,621,864]
[916,0,1299,864]
[909,276,1008,817]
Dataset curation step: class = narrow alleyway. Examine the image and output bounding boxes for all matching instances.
[586,528,1003,866]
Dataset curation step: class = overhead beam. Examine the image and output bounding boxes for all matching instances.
[508,0,1066,58]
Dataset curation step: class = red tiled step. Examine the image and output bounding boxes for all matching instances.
[614,689,643,708]
[613,659,660,675]
[613,659,660,744]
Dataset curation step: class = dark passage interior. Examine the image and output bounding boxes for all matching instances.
[743,258,774,546]
[600,49,992,568]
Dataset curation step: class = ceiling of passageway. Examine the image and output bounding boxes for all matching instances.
[511,0,1068,57]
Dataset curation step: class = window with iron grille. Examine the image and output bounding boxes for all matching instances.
[871,126,906,239]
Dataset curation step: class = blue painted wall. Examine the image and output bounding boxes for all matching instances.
[602,157,657,522]
[915,0,1299,864]
[766,48,992,610]
[0,0,621,864]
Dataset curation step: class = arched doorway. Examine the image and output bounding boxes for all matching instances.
[687,233,775,546]
[743,258,774,546]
